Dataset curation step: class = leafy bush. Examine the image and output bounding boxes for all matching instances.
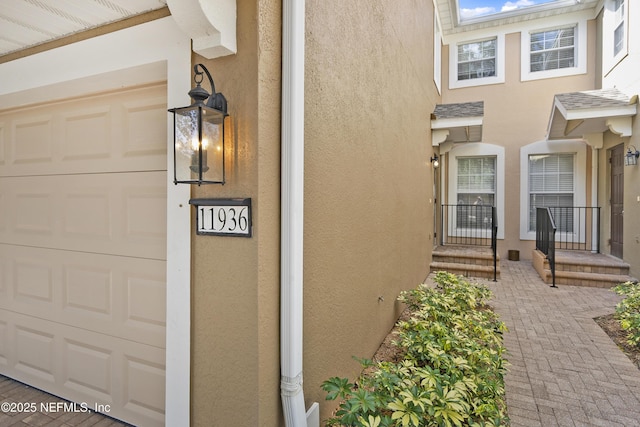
[613,281,640,348]
[322,272,509,427]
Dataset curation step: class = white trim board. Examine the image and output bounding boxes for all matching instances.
[0,17,193,426]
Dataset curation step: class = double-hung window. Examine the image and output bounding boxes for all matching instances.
[528,153,574,232]
[450,34,504,88]
[530,27,575,72]
[457,157,495,230]
[604,0,628,72]
[521,21,586,81]
[457,39,496,81]
[613,0,625,56]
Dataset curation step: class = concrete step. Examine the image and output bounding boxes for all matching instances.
[431,252,498,267]
[540,269,634,288]
[532,249,635,288]
[430,261,500,280]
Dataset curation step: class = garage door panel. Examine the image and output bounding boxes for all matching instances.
[0,123,5,165]
[0,310,164,426]
[0,320,7,366]
[124,355,165,419]
[61,106,111,162]
[13,115,54,165]
[64,339,113,398]
[123,97,168,158]
[0,245,166,348]
[14,257,54,303]
[0,85,167,177]
[0,82,167,427]
[1,172,166,260]
[15,325,55,382]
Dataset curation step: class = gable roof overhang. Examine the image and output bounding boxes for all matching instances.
[431,101,483,146]
[546,88,638,142]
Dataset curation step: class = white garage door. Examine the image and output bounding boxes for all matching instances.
[0,83,168,426]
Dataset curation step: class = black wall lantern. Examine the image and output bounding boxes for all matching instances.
[169,64,228,185]
[625,145,639,167]
[430,154,439,168]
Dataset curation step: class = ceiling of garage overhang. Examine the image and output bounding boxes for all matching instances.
[0,0,168,58]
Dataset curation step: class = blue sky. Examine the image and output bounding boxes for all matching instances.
[458,0,560,19]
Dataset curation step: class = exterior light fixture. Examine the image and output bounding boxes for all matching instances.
[169,63,228,185]
[430,155,439,168]
[625,145,639,166]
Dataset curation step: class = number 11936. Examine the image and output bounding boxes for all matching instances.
[197,205,251,236]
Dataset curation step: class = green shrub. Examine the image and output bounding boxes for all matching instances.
[613,281,640,348]
[322,272,509,427]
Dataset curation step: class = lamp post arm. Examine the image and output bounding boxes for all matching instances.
[194,63,228,114]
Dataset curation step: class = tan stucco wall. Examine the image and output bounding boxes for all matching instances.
[441,22,597,259]
[599,5,640,278]
[190,0,282,425]
[189,0,439,425]
[303,0,438,420]
[624,137,640,278]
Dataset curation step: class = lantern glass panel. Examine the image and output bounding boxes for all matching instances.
[173,105,225,184]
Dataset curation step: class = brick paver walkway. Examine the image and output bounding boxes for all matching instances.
[481,259,640,427]
[1,259,640,426]
[0,375,129,426]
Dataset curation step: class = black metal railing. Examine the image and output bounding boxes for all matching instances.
[544,207,601,253]
[440,204,498,281]
[441,204,495,245]
[536,207,557,288]
[491,208,498,282]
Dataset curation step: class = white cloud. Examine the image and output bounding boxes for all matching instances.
[501,0,536,12]
[460,6,496,19]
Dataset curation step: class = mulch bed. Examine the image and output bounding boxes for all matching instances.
[594,313,640,370]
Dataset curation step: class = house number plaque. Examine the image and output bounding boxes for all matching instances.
[189,198,252,237]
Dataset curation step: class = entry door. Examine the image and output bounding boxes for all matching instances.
[611,144,624,258]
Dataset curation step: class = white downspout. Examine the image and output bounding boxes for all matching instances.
[281,0,319,426]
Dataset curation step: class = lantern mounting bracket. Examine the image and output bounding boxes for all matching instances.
[189,63,227,114]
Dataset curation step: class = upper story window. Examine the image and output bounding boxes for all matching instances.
[530,27,575,72]
[603,0,628,73]
[521,20,587,81]
[613,0,625,56]
[434,13,442,94]
[449,34,505,89]
[458,38,496,80]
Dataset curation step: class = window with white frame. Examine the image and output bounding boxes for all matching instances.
[528,153,574,232]
[455,156,496,231]
[457,38,496,81]
[450,34,504,89]
[530,26,575,72]
[521,20,587,81]
[603,0,628,72]
[457,156,496,206]
[449,143,505,239]
[613,0,625,56]
[434,12,442,93]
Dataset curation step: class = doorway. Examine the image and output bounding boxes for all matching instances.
[610,144,624,258]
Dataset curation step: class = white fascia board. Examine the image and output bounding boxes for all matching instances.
[431,116,483,129]
[562,105,637,121]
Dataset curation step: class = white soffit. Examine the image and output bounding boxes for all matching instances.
[0,0,168,57]
[166,0,236,58]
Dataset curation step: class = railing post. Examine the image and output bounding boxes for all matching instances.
[492,206,497,282]
[596,207,601,254]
